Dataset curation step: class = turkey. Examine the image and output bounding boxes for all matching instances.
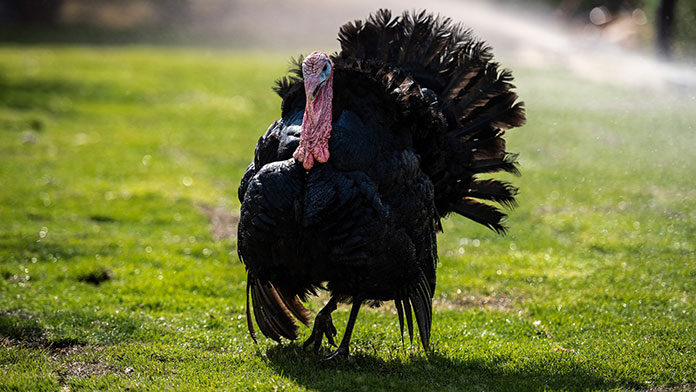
[237,9,525,359]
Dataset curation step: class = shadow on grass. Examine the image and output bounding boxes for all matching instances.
[0,233,120,264]
[0,312,89,351]
[265,344,639,392]
[0,313,44,343]
[0,72,142,115]
[0,310,145,348]
[0,74,82,114]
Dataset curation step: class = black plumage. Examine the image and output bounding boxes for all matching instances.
[238,9,525,358]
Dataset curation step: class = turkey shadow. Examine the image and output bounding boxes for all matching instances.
[265,344,637,391]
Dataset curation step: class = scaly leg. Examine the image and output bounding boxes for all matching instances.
[303,296,338,353]
[325,298,363,360]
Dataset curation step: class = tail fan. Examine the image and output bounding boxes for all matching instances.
[337,9,526,233]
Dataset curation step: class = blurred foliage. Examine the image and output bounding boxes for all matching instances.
[1,0,695,57]
[670,1,696,57]
[0,0,193,27]
[521,0,696,57]
[0,0,64,24]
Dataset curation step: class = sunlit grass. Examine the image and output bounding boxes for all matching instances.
[0,46,694,391]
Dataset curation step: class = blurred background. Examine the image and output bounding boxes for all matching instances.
[1,0,695,89]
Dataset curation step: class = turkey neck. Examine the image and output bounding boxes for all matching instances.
[295,74,333,170]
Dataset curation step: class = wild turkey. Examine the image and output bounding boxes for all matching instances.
[237,9,525,359]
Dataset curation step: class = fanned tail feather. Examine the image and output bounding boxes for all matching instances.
[468,179,519,208]
[246,276,257,343]
[470,153,520,176]
[452,199,508,234]
[403,295,414,344]
[394,298,406,344]
[276,288,312,327]
[246,272,309,342]
[394,272,434,350]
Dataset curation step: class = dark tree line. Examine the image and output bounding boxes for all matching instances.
[0,0,689,58]
[0,0,64,24]
[0,0,191,26]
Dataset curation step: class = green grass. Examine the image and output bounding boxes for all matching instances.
[0,46,694,391]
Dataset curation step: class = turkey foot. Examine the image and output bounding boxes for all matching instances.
[323,298,363,361]
[303,296,338,353]
[324,346,349,360]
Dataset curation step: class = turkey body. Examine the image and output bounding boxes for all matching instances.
[240,107,437,301]
[237,9,525,357]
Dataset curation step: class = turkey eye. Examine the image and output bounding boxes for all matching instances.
[322,64,328,73]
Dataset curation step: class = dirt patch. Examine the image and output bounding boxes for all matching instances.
[77,268,113,285]
[57,360,112,381]
[198,203,239,241]
[646,385,696,392]
[433,292,518,311]
[89,215,116,223]
[51,345,115,388]
[7,274,31,283]
[348,292,519,314]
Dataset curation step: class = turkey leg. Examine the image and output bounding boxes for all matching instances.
[325,298,363,360]
[303,296,338,353]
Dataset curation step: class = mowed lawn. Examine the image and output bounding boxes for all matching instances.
[0,46,694,391]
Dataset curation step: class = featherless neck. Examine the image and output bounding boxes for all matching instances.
[303,77,333,136]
